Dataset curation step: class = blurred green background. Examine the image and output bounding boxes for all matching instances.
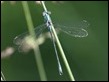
[1,1,108,81]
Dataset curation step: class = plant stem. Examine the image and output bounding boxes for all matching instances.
[1,71,6,81]
[21,1,47,81]
[41,1,75,81]
[21,1,35,37]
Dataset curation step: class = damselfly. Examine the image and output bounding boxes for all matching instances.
[13,11,89,75]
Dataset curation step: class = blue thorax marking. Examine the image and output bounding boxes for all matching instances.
[43,11,52,31]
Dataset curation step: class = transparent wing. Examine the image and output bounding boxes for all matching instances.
[13,24,46,46]
[54,20,90,37]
